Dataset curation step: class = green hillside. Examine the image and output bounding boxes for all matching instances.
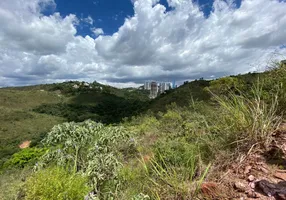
[1,61,286,200]
[0,82,149,167]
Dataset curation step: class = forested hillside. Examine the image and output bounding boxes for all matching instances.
[1,61,286,199]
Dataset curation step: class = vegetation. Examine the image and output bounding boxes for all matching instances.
[3,148,47,169]
[0,82,148,168]
[25,167,90,200]
[1,61,286,199]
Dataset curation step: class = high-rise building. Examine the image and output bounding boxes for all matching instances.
[159,82,171,93]
[144,82,151,90]
[150,82,158,99]
[172,80,176,89]
[144,81,174,98]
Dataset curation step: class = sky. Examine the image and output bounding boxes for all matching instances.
[0,0,286,88]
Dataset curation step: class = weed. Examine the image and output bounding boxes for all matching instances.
[211,82,282,147]
[25,167,89,200]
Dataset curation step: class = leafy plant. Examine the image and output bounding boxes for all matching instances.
[207,77,245,96]
[3,148,47,169]
[38,120,133,196]
[25,167,89,200]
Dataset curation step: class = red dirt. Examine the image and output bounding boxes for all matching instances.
[19,140,31,149]
[201,125,286,199]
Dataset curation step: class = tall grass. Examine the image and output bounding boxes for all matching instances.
[140,152,210,199]
[211,82,282,147]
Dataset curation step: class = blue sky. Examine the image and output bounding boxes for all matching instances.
[0,0,286,87]
[54,0,242,36]
[55,0,135,36]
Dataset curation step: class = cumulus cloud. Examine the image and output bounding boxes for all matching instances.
[0,0,286,87]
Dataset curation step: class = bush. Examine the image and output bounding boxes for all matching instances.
[3,148,47,169]
[25,167,89,200]
[159,109,184,134]
[208,77,246,96]
[154,139,200,169]
[38,120,133,196]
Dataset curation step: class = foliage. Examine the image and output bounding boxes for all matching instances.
[2,67,286,199]
[207,77,246,96]
[263,61,286,113]
[154,139,200,169]
[0,81,148,166]
[131,193,151,200]
[141,151,210,199]
[0,109,63,168]
[116,163,149,199]
[158,108,184,134]
[212,83,282,147]
[149,79,211,112]
[38,120,134,196]
[25,167,89,200]
[0,168,32,200]
[3,148,47,169]
[33,96,146,124]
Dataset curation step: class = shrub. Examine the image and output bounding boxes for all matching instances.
[207,77,246,96]
[25,167,89,200]
[159,109,184,135]
[38,120,133,195]
[154,139,200,169]
[3,148,47,169]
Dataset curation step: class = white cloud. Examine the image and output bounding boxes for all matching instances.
[0,0,286,87]
[91,28,104,36]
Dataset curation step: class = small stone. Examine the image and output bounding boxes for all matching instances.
[234,182,246,192]
[248,175,255,182]
[244,165,252,174]
[250,182,256,189]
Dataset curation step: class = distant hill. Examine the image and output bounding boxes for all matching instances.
[0,72,263,166]
[146,72,261,113]
[0,81,149,165]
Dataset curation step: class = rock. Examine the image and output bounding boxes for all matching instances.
[248,175,255,182]
[275,172,286,181]
[244,165,252,174]
[250,182,256,189]
[234,182,247,192]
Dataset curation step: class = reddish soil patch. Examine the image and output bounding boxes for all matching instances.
[19,140,31,149]
[200,127,286,199]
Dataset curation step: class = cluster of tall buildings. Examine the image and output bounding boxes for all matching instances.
[144,81,175,98]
